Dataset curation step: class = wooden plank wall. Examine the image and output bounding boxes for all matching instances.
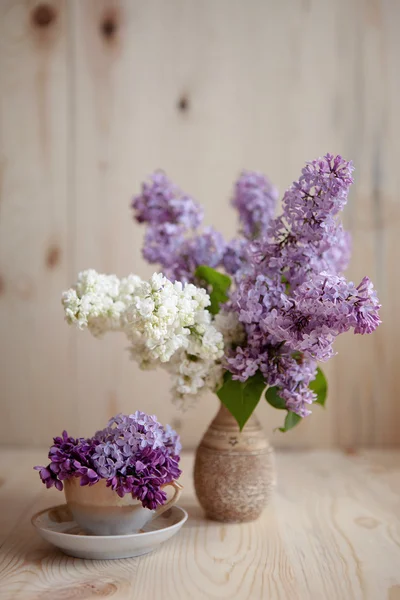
[0,0,398,448]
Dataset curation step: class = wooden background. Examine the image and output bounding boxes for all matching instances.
[0,0,398,449]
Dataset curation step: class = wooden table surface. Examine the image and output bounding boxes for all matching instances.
[0,449,399,600]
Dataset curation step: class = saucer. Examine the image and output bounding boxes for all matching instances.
[31,503,188,560]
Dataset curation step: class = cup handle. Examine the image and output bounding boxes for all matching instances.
[154,480,183,518]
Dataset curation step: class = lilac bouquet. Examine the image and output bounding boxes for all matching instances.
[35,412,182,510]
[60,154,380,433]
[130,154,381,431]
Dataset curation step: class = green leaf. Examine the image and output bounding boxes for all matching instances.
[265,386,286,410]
[291,351,303,363]
[310,367,328,407]
[278,411,302,432]
[217,371,266,431]
[266,387,302,432]
[281,275,291,294]
[195,266,231,315]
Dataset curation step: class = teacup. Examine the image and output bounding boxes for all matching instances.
[64,477,183,536]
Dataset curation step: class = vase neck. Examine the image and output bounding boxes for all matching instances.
[214,402,261,431]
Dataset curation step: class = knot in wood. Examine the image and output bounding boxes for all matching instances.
[32,4,56,28]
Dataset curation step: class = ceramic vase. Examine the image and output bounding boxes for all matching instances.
[194,403,275,522]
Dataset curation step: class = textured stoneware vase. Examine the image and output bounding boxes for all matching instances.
[194,403,275,522]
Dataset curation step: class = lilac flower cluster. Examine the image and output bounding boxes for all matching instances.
[133,154,381,419]
[132,170,276,282]
[227,155,381,416]
[35,412,181,510]
[232,171,278,239]
[252,154,355,291]
[132,172,220,282]
[34,431,96,491]
[222,238,248,276]
[133,171,203,230]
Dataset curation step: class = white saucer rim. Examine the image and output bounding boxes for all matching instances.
[31,503,188,540]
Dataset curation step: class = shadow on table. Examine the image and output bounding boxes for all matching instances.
[178,500,234,529]
[178,499,206,528]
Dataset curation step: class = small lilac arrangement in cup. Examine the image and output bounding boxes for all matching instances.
[60,154,381,433]
[35,412,182,511]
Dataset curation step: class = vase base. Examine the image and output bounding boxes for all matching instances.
[204,510,265,524]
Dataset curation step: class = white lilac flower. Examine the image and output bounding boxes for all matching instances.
[166,350,224,410]
[63,270,224,403]
[123,273,220,363]
[62,269,141,336]
[187,328,224,361]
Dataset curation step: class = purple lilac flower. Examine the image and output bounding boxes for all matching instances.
[132,173,226,282]
[35,431,99,490]
[227,268,380,415]
[277,154,354,240]
[91,442,125,478]
[95,411,180,454]
[255,154,355,290]
[263,272,382,360]
[93,413,182,509]
[322,224,352,275]
[131,172,204,281]
[351,276,382,334]
[226,339,318,418]
[279,387,316,418]
[132,155,381,419]
[222,238,249,276]
[163,424,183,455]
[34,413,182,510]
[132,171,203,230]
[106,446,181,510]
[226,156,380,415]
[164,228,226,283]
[232,171,278,239]
[34,466,64,491]
[142,223,186,267]
[185,228,225,269]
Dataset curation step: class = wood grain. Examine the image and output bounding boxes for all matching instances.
[0,0,399,448]
[0,0,77,443]
[0,449,399,599]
